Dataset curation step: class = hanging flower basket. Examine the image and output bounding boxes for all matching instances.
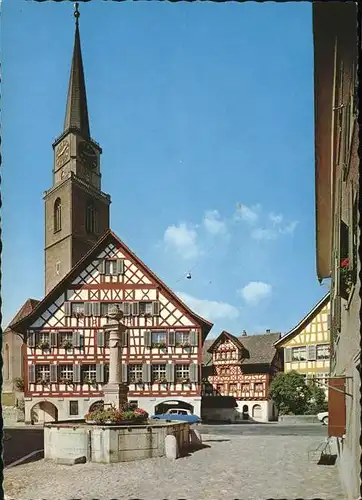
[84,404,149,425]
[38,341,50,350]
[61,340,73,349]
[180,342,191,349]
[37,378,50,386]
[340,258,353,297]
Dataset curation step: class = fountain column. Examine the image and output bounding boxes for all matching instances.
[102,306,129,409]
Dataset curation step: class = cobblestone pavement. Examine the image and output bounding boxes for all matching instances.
[4,434,344,500]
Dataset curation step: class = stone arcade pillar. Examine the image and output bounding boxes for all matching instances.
[102,305,129,409]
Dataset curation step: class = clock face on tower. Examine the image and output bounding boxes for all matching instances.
[56,140,70,169]
[78,141,97,170]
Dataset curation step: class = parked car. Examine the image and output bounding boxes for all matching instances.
[151,408,201,424]
[317,411,329,425]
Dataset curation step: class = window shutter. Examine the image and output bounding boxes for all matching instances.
[328,377,346,437]
[132,302,139,316]
[166,363,175,383]
[98,260,106,275]
[144,330,151,347]
[307,344,317,361]
[117,258,125,275]
[79,334,84,350]
[123,302,131,316]
[92,302,101,317]
[121,364,128,383]
[97,331,105,348]
[96,364,104,383]
[189,363,198,383]
[152,301,160,316]
[121,330,129,347]
[142,364,151,383]
[72,331,80,348]
[64,301,71,316]
[28,364,36,383]
[285,348,292,363]
[50,331,58,348]
[84,302,92,316]
[28,332,35,347]
[73,364,81,383]
[50,364,58,383]
[190,330,198,347]
[168,330,176,347]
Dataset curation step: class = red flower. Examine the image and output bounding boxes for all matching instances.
[341,258,349,268]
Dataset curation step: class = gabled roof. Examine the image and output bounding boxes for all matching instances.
[203,331,281,366]
[11,230,213,338]
[207,330,245,353]
[4,298,41,333]
[274,293,330,347]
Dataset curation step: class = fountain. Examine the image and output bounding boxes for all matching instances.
[43,305,191,464]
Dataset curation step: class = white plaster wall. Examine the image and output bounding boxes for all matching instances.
[236,400,269,422]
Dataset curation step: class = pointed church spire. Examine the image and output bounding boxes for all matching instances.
[64,3,90,138]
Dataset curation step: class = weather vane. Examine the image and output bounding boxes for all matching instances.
[74,2,80,25]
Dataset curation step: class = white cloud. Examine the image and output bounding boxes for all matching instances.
[239,281,272,306]
[235,203,260,224]
[269,213,283,225]
[163,223,200,259]
[203,210,227,235]
[251,228,278,241]
[177,292,240,321]
[279,221,298,234]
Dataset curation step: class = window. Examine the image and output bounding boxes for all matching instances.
[105,260,117,275]
[71,302,84,316]
[55,261,61,276]
[38,332,50,345]
[54,198,61,233]
[151,364,167,383]
[59,332,73,349]
[129,364,143,383]
[82,364,97,384]
[85,202,97,234]
[69,401,79,416]
[59,364,73,381]
[241,383,250,392]
[229,383,237,393]
[291,346,307,361]
[317,344,330,360]
[175,331,190,346]
[151,331,167,347]
[35,364,50,383]
[139,302,152,315]
[254,383,263,392]
[101,302,119,317]
[175,364,190,382]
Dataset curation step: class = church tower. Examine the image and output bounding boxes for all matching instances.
[44,4,111,294]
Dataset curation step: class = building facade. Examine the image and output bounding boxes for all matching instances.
[313,3,360,499]
[12,231,212,423]
[6,10,213,422]
[274,294,330,397]
[202,330,282,422]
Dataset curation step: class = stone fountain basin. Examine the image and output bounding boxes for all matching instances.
[44,420,191,463]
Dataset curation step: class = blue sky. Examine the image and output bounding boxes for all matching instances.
[2,0,328,337]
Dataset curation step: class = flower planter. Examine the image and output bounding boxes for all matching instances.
[86,419,148,426]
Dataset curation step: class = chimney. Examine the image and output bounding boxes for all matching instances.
[266,329,271,334]
[242,330,247,336]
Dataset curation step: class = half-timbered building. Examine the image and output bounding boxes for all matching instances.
[11,230,213,423]
[201,330,282,422]
[8,9,213,424]
[274,293,330,396]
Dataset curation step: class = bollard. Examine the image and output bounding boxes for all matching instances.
[165,434,178,459]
